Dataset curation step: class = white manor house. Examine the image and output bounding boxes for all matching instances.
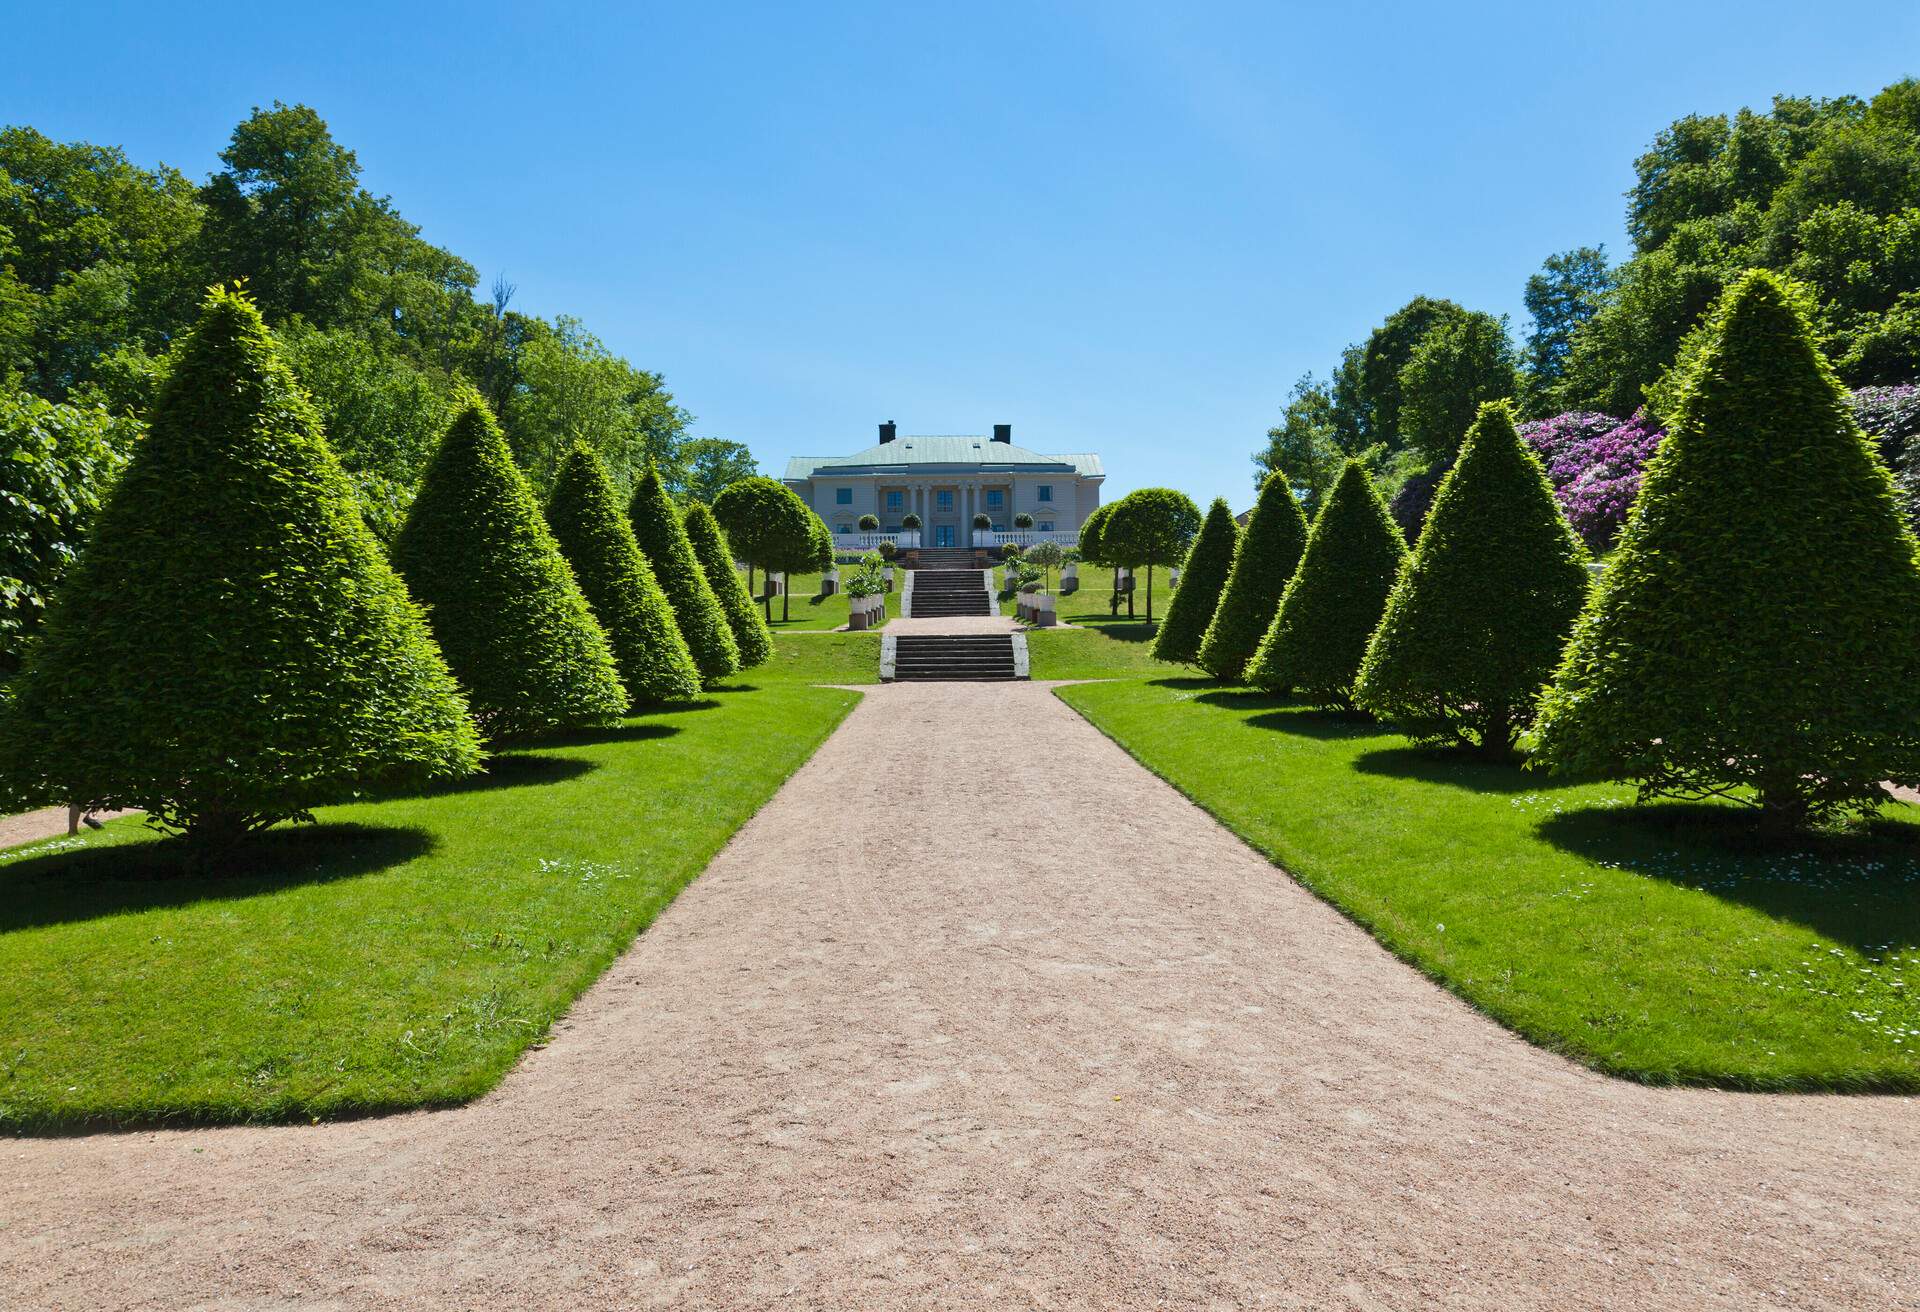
[784,422,1104,550]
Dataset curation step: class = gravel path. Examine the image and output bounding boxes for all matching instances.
[4,682,1917,1310]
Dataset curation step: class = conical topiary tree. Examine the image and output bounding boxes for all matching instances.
[391,396,628,738]
[1151,497,1239,665]
[547,443,702,707]
[1355,400,1590,755]
[0,286,481,854]
[683,498,773,668]
[628,462,739,684]
[1197,471,1310,681]
[1246,460,1408,707]
[1531,269,1920,826]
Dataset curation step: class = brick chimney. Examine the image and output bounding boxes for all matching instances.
[992,424,1012,443]
[879,420,896,444]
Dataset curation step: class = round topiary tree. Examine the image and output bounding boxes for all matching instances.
[1014,511,1034,530]
[1246,460,1408,706]
[1078,501,1117,601]
[1531,270,1920,827]
[901,512,922,530]
[973,512,991,531]
[712,475,817,620]
[1354,401,1590,755]
[683,498,773,668]
[1151,497,1239,665]
[858,513,880,531]
[628,462,739,685]
[1198,470,1309,682]
[0,286,481,855]
[547,443,702,707]
[1100,488,1202,621]
[392,396,627,738]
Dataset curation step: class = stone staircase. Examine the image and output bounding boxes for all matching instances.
[909,548,978,569]
[904,567,991,618]
[888,634,1019,682]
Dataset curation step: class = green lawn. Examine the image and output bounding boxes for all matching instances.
[1057,677,1920,1091]
[753,568,902,630]
[0,636,871,1131]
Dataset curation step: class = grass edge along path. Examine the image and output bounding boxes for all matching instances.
[0,638,874,1133]
[1054,677,1920,1093]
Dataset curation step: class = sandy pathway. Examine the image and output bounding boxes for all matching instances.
[4,682,1917,1310]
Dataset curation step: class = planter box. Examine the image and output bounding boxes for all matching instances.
[1034,593,1057,626]
[820,569,839,596]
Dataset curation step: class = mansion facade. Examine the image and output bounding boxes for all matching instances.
[783,422,1104,548]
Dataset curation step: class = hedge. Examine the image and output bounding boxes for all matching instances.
[547,443,703,707]
[628,462,740,685]
[1355,401,1589,754]
[1197,471,1308,681]
[0,286,480,853]
[683,498,773,668]
[1531,269,1920,826]
[1150,496,1238,665]
[392,396,627,738]
[1246,460,1407,707]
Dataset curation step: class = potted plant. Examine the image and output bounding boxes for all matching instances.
[1014,511,1034,532]
[900,511,922,563]
[844,551,886,629]
[1060,546,1080,594]
[858,513,879,532]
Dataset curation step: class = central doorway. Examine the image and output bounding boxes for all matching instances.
[935,525,955,547]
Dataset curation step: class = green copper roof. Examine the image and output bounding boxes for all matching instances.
[784,437,1103,481]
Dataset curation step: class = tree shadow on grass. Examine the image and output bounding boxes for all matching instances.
[1537,802,1920,952]
[0,822,436,935]
[532,720,690,748]
[1351,744,1590,795]
[373,751,600,800]
[1069,619,1159,644]
[1238,703,1382,742]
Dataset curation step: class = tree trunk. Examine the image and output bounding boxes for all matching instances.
[1478,704,1516,761]
[1145,566,1153,622]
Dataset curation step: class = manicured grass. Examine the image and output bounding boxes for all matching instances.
[1057,677,1920,1091]
[754,568,902,630]
[0,644,862,1131]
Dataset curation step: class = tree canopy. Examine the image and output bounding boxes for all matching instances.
[1099,487,1202,621]
[1198,470,1310,682]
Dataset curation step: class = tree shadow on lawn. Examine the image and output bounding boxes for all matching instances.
[1537,801,1920,952]
[373,750,602,800]
[1067,618,1159,644]
[1351,744,1591,795]
[0,822,436,935]
[531,719,692,749]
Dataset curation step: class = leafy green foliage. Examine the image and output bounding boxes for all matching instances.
[1396,310,1520,461]
[1150,497,1238,665]
[676,437,759,505]
[1198,470,1310,682]
[1355,401,1590,752]
[1246,460,1408,707]
[711,476,815,576]
[1099,487,1201,621]
[1521,246,1614,413]
[0,391,132,677]
[682,499,773,668]
[0,287,481,848]
[1533,270,1920,826]
[1362,296,1468,448]
[391,396,627,738]
[628,463,739,685]
[546,444,702,707]
[1076,501,1113,565]
[1253,373,1345,515]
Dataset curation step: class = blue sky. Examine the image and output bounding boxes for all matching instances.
[8,1,1918,505]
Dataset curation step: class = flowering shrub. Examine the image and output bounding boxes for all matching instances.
[1518,411,1666,551]
[1850,384,1920,535]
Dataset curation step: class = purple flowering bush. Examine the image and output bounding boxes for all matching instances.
[1518,411,1665,551]
[1850,384,1920,534]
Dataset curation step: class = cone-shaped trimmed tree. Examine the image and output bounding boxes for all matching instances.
[0,286,481,853]
[1355,401,1590,755]
[628,462,739,684]
[391,396,627,738]
[547,443,703,706]
[1246,460,1408,707]
[1197,471,1310,681]
[1151,497,1239,665]
[683,499,773,668]
[1532,270,1920,826]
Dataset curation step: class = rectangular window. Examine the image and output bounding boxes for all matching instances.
[1037,485,1053,503]
[936,491,953,511]
[835,487,852,505]
[836,523,851,534]
[986,489,1003,508]
[992,521,1005,532]
[887,491,903,510]
[1039,521,1054,532]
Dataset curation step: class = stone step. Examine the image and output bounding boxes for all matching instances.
[888,634,1022,683]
